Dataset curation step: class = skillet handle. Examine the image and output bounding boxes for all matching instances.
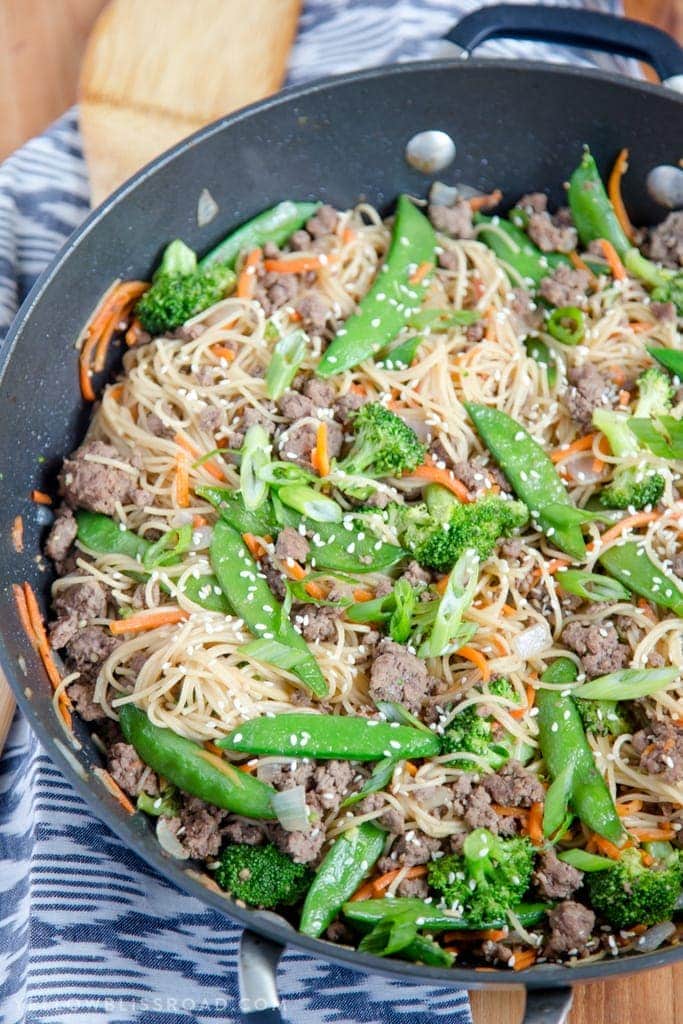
[238,930,285,1024]
[522,987,574,1024]
[444,3,683,83]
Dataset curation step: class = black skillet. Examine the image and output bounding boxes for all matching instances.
[1,6,682,1023]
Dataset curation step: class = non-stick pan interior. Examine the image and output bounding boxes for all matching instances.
[1,59,681,988]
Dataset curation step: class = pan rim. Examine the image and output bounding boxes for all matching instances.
[2,54,683,990]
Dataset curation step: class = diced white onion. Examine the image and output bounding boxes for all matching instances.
[512,621,551,660]
[561,451,604,485]
[190,525,213,551]
[272,785,309,833]
[156,817,190,859]
[197,188,219,227]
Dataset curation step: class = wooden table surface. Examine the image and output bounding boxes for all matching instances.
[0,3,681,1023]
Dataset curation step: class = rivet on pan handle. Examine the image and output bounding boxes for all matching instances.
[522,987,574,1024]
[239,930,284,1024]
[443,3,683,84]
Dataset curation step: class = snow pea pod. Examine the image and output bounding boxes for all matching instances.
[648,346,683,378]
[199,201,320,270]
[598,541,683,617]
[342,897,550,932]
[196,485,277,536]
[465,404,586,559]
[568,150,631,256]
[317,195,436,377]
[474,213,569,286]
[277,505,406,574]
[537,659,623,844]
[217,712,440,760]
[525,337,558,387]
[299,822,385,937]
[210,519,328,696]
[119,705,276,818]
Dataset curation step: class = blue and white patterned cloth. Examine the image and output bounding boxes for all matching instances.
[1,2,634,1022]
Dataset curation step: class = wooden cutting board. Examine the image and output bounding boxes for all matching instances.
[79,0,301,205]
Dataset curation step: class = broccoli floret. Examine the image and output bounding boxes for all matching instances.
[400,493,529,573]
[427,828,535,925]
[586,846,682,929]
[336,402,425,478]
[634,367,674,419]
[624,247,683,316]
[137,784,180,817]
[575,698,633,738]
[593,405,666,511]
[441,705,508,772]
[213,843,312,909]
[136,239,236,334]
[488,677,517,701]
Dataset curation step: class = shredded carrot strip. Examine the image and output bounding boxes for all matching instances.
[305,580,327,601]
[435,575,449,596]
[608,148,635,243]
[502,603,516,617]
[591,457,605,474]
[618,389,631,407]
[600,238,627,281]
[637,597,656,620]
[353,588,374,603]
[616,800,643,817]
[599,511,660,548]
[510,683,536,721]
[211,344,236,362]
[593,834,623,860]
[550,433,597,463]
[631,825,675,842]
[237,762,256,774]
[288,310,302,323]
[109,608,189,635]
[125,316,144,347]
[629,322,655,334]
[491,805,529,819]
[484,305,497,342]
[204,741,224,757]
[372,865,427,895]
[175,451,190,508]
[78,281,149,400]
[349,880,377,902]
[409,261,434,285]
[468,189,503,212]
[263,255,328,274]
[237,248,262,299]
[342,227,356,245]
[174,433,225,482]
[30,490,52,505]
[11,515,24,553]
[93,767,136,814]
[192,514,207,529]
[526,802,544,846]
[569,250,597,285]
[609,364,627,387]
[512,949,538,972]
[456,645,490,682]
[404,761,418,777]
[282,560,307,581]
[410,462,471,503]
[443,927,508,943]
[13,583,35,645]
[242,533,267,559]
[350,383,367,396]
[23,582,62,691]
[640,851,655,866]
[530,558,571,582]
[314,422,330,477]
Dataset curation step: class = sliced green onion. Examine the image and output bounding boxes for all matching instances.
[388,579,416,644]
[278,484,342,523]
[342,757,397,808]
[239,637,309,671]
[418,548,479,658]
[629,415,683,460]
[557,849,617,872]
[547,306,585,346]
[556,568,631,603]
[374,700,434,735]
[239,424,271,511]
[571,667,680,701]
[143,524,193,569]
[265,328,309,401]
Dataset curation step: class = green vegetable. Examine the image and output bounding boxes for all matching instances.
[441,703,510,772]
[557,849,618,872]
[628,415,683,461]
[345,586,438,650]
[119,705,276,818]
[142,524,193,569]
[399,935,455,968]
[276,506,406,574]
[635,367,675,419]
[418,549,479,658]
[570,667,679,701]
[199,201,319,270]
[239,424,271,512]
[197,485,277,535]
[335,402,425,479]
[536,659,623,844]
[277,484,342,523]
[568,150,683,313]
[376,335,423,369]
[466,403,586,559]
[265,328,309,400]
[574,698,633,738]
[214,842,312,908]
[647,346,683,379]
[136,783,179,818]
[547,306,585,346]
[586,846,682,928]
[397,491,529,574]
[598,541,683,617]
[406,308,480,331]
[210,519,328,696]
[474,213,569,287]
[427,828,535,927]
[525,337,558,387]
[341,757,397,808]
[358,912,420,956]
[342,897,549,932]
[136,239,235,334]
[318,196,436,376]
[556,568,631,603]
[299,823,385,937]
[217,712,440,761]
